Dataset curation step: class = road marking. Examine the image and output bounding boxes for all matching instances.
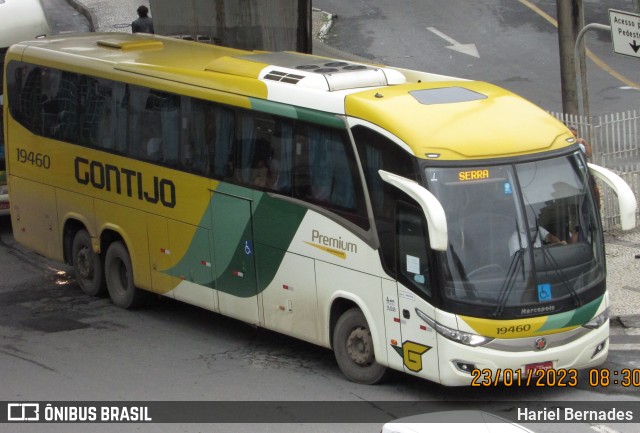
[610,327,640,335]
[517,0,639,89]
[591,425,621,433]
[426,27,480,58]
[609,343,640,351]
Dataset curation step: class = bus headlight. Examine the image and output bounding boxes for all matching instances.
[583,309,608,329]
[415,308,493,347]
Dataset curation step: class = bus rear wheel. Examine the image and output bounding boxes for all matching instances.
[105,241,147,309]
[71,229,106,297]
[333,308,386,384]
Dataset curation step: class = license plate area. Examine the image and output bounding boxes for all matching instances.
[525,361,553,373]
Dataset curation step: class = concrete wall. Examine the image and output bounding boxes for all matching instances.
[149,0,310,52]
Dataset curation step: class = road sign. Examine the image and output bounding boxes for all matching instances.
[608,9,640,58]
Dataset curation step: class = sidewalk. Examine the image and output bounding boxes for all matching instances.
[603,227,640,327]
[65,0,335,52]
[64,0,640,327]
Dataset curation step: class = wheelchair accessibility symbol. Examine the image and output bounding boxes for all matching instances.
[244,240,253,255]
[537,283,552,302]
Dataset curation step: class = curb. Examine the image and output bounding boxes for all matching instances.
[616,315,640,328]
[312,7,333,42]
[63,0,97,32]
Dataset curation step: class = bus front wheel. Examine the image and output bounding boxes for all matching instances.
[72,229,106,297]
[333,308,386,384]
[105,241,147,309]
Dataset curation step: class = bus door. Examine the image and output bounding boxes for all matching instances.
[148,214,216,311]
[210,190,260,326]
[395,201,440,382]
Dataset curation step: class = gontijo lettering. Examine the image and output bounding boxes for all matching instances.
[74,157,176,208]
[458,169,490,181]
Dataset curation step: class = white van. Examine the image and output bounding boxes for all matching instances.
[381,411,535,433]
[0,0,51,215]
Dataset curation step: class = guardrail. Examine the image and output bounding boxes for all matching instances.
[552,110,640,230]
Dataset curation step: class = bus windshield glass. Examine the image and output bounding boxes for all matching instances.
[424,153,604,319]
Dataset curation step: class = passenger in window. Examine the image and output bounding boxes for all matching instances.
[268,157,281,190]
[147,137,163,161]
[253,159,269,188]
[252,148,282,190]
[508,226,566,256]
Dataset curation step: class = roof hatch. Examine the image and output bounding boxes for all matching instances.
[97,38,163,51]
[207,51,406,91]
[409,87,487,105]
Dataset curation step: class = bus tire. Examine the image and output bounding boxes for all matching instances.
[71,229,106,297]
[105,241,147,309]
[333,307,386,384]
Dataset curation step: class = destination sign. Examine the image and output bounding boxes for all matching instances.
[458,169,490,181]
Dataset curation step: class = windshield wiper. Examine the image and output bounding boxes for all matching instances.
[448,243,477,301]
[538,245,581,307]
[493,247,524,318]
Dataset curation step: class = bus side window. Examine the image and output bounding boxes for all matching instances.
[352,125,417,274]
[292,123,368,229]
[156,92,180,165]
[270,121,293,194]
[396,202,432,299]
[80,76,115,149]
[241,115,292,193]
[128,86,164,162]
[112,83,128,153]
[210,106,235,180]
[19,66,46,135]
[181,97,208,175]
[237,113,256,184]
[49,71,78,143]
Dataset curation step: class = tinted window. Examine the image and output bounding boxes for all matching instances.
[6,61,371,230]
[352,125,416,272]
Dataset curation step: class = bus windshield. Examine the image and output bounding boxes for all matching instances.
[424,153,604,319]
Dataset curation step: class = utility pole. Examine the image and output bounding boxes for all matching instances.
[556,0,586,117]
[298,0,312,53]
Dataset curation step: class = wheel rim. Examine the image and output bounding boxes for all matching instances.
[76,246,93,280]
[346,326,374,366]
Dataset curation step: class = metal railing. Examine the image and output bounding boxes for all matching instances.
[552,110,640,230]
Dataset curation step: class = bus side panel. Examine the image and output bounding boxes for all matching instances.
[381,279,403,372]
[146,213,174,294]
[94,199,152,291]
[168,220,215,310]
[57,188,98,240]
[9,176,61,261]
[260,247,320,344]
[315,260,386,362]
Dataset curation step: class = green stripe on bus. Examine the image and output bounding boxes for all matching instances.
[249,98,345,129]
[537,295,603,331]
[252,194,307,292]
[164,184,307,297]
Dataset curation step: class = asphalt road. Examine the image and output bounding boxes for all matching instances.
[0,213,639,433]
[314,0,639,116]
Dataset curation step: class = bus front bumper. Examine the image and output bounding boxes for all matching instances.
[436,321,609,386]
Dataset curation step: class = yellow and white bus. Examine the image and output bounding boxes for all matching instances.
[0,0,51,215]
[3,33,636,386]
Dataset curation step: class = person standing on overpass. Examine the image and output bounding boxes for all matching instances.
[132,5,154,34]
